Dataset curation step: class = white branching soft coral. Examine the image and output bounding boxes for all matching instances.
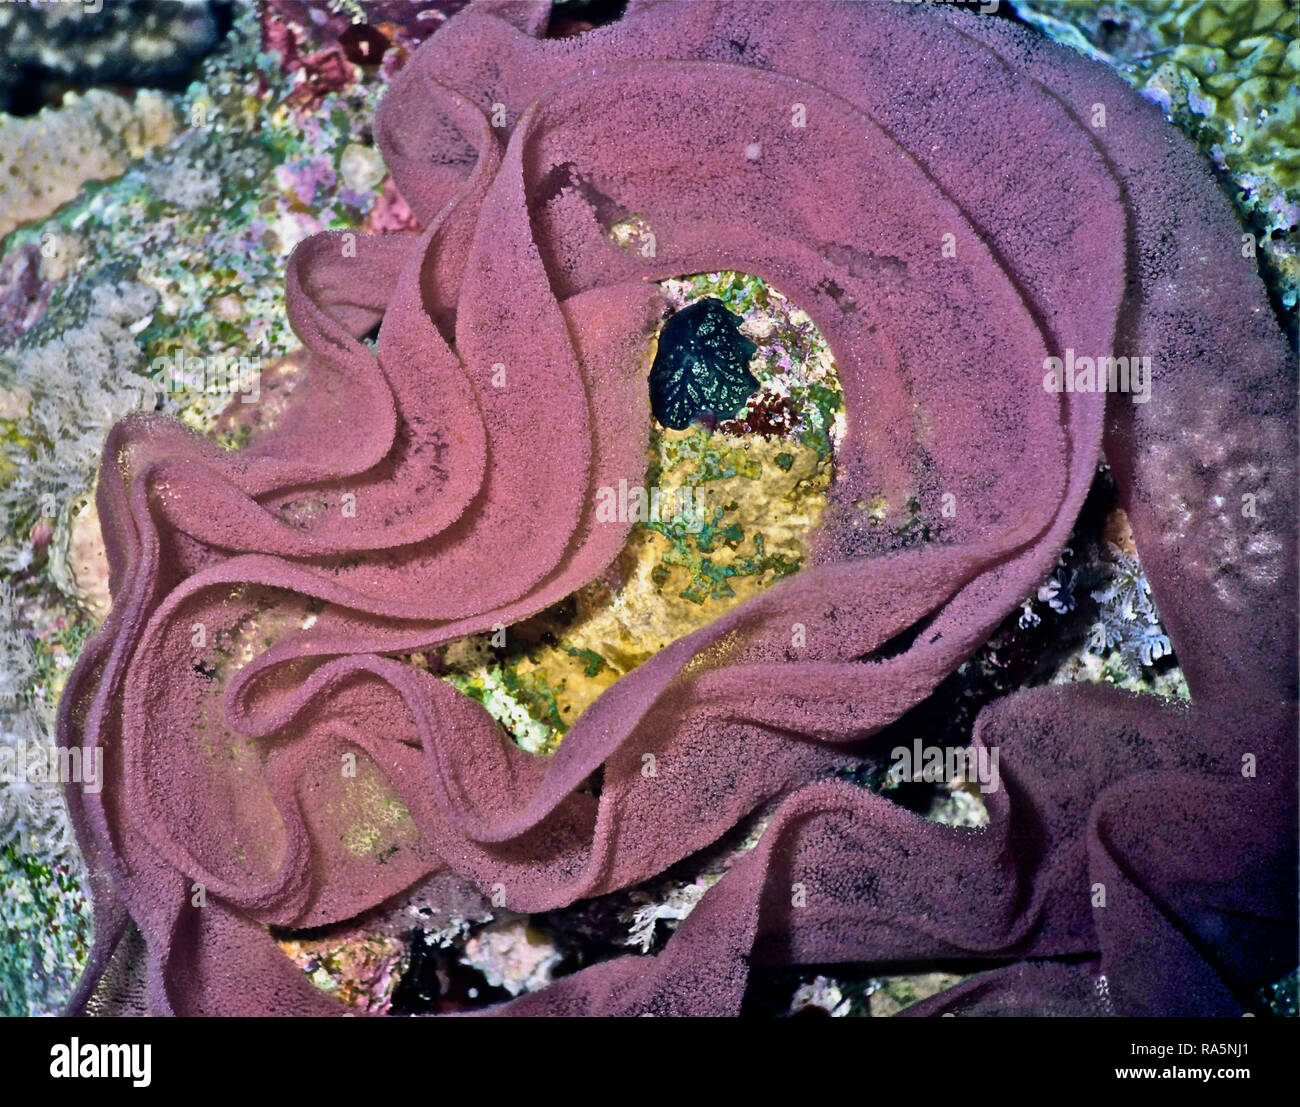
[1026,533,1176,681]
[0,584,36,709]
[0,582,79,861]
[0,279,160,577]
[1087,543,1173,671]
[1036,547,1077,615]
[623,881,706,953]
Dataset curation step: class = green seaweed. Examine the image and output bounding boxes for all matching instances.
[561,644,608,678]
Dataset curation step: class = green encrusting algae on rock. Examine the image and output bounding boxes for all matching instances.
[1013,0,1299,316]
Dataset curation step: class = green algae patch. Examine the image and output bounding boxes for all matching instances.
[1016,0,1299,314]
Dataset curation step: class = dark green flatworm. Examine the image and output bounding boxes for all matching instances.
[648,297,759,430]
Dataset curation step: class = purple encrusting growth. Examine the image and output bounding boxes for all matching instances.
[57,0,1296,1016]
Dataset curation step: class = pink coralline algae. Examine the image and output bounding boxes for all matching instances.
[60,0,1297,1016]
